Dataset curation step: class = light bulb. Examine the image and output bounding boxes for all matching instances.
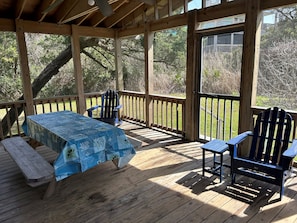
[88,0,95,6]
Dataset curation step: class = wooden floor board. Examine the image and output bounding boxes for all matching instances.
[1,120,297,222]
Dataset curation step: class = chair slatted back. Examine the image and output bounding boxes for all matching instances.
[249,107,292,165]
[101,90,119,119]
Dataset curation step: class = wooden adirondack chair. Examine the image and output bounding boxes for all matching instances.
[87,90,122,126]
[227,107,297,200]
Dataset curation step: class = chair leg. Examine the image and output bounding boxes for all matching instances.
[280,176,285,200]
[280,184,284,200]
[231,172,236,184]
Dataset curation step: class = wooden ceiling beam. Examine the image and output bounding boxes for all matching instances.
[0,18,15,32]
[73,25,115,38]
[103,1,144,28]
[87,1,127,27]
[36,0,57,22]
[21,20,72,35]
[261,0,297,10]
[75,11,96,26]
[15,0,27,19]
[53,0,80,24]
[120,5,147,27]
[196,0,245,23]
[60,2,97,24]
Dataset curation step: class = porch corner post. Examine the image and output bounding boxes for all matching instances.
[115,31,124,91]
[144,23,154,127]
[15,19,34,115]
[185,10,198,141]
[239,0,262,153]
[71,25,86,114]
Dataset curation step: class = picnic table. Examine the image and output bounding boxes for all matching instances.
[23,110,136,181]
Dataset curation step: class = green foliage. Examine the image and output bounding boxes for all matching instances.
[202,49,241,95]
[258,6,297,110]
[122,35,145,91]
[1,26,188,101]
[152,27,187,94]
[81,37,116,93]
[261,7,297,48]
[0,32,22,101]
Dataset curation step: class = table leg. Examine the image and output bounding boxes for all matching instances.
[220,153,223,182]
[112,158,119,169]
[202,149,205,176]
[43,177,58,199]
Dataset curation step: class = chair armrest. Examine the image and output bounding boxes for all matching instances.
[283,139,297,159]
[281,139,297,170]
[227,131,252,146]
[114,104,123,110]
[87,105,101,117]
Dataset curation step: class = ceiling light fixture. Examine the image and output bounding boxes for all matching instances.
[88,0,95,6]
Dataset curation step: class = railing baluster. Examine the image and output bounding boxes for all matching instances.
[5,105,12,137]
[217,97,220,139]
[223,98,227,140]
[199,93,240,141]
[13,104,21,135]
[210,97,214,140]
[204,96,207,140]
[176,103,179,132]
[170,101,173,131]
[42,101,45,114]
[0,120,4,140]
[56,99,59,111]
[230,99,234,139]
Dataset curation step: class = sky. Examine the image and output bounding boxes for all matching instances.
[187,0,275,24]
[188,0,202,10]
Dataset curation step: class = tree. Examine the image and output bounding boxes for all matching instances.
[258,6,297,109]
[1,26,189,136]
[258,39,297,109]
[0,32,22,101]
[1,38,99,136]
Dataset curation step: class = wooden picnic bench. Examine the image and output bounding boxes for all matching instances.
[1,136,56,199]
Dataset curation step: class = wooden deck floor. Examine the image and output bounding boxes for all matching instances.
[1,121,297,223]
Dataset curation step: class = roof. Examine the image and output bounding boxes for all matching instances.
[0,0,186,31]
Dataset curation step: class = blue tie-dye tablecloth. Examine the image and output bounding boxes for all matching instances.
[23,111,136,181]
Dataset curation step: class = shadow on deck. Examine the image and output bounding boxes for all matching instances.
[1,121,297,222]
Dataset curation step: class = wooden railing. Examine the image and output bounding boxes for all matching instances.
[84,92,102,109]
[0,100,26,139]
[150,94,185,135]
[198,93,240,141]
[120,90,146,124]
[2,92,296,142]
[0,96,79,140]
[33,95,78,114]
[0,91,297,141]
[0,91,186,139]
[119,90,186,136]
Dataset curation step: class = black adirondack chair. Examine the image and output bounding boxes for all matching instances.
[227,107,297,200]
[87,90,122,126]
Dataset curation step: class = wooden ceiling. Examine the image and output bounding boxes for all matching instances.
[0,0,186,30]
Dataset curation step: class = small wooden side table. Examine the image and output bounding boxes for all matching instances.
[201,139,229,182]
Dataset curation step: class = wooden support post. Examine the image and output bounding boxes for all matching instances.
[144,24,154,127]
[15,19,34,115]
[184,0,188,13]
[71,25,86,114]
[185,10,198,141]
[239,0,262,155]
[168,0,173,16]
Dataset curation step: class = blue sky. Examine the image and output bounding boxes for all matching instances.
[188,0,202,10]
[187,0,275,24]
